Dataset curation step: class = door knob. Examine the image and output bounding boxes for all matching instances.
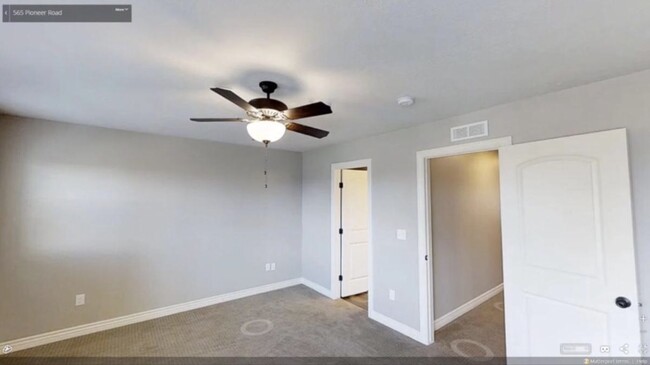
[615,296,632,309]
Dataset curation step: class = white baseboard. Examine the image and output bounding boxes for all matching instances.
[0,278,302,354]
[300,279,427,345]
[300,278,333,298]
[1,277,443,354]
[434,283,503,330]
[369,310,428,345]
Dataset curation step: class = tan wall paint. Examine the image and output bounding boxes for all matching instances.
[429,151,502,319]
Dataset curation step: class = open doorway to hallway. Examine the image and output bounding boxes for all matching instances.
[428,150,505,357]
[417,131,641,356]
[416,137,511,351]
[331,160,372,313]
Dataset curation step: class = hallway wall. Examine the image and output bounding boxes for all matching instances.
[429,151,502,319]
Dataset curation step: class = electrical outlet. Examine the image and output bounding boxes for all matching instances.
[75,294,85,306]
[265,263,271,271]
[396,229,407,240]
[389,289,396,301]
[271,263,276,271]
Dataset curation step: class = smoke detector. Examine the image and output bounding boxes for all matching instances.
[397,96,414,107]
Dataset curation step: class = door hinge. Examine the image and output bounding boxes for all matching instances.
[339,182,343,189]
[425,255,428,261]
[339,228,343,235]
[338,275,343,281]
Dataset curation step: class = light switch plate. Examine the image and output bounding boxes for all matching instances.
[389,289,396,301]
[271,263,276,271]
[265,263,271,271]
[75,294,85,306]
[396,229,407,240]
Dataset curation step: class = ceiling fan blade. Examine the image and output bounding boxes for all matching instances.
[283,102,332,120]
[211,88,257,112]
[285,122,329,139]
[190,118,245,122]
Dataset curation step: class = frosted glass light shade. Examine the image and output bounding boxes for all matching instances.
[246,120,286,143]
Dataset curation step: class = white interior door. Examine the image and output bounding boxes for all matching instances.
[499,129,641,357]
[341,169,369,297]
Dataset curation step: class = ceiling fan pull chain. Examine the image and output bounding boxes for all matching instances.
[264,141,269,189]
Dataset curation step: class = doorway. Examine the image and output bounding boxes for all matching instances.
[416,137,511,344]
[330,159,372,313]
[428,149,506,355]
[416,131,641,357]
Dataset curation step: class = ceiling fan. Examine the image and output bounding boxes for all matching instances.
[191,81,332,145]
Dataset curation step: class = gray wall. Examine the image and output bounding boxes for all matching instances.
[429,152,502,320]
[302,69,650,333]
[0,116,303,342]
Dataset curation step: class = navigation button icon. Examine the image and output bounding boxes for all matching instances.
[619,343,629,355]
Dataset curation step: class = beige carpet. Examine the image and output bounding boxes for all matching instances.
[6,285,505,359]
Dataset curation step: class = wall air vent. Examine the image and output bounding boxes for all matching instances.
[450,120,488,142]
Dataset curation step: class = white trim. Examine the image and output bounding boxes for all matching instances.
[0,278,301,354]
[330,159,373,312]
[369,310,427,345]
[434,283,503,330]
[416,136,512,345]
[300,278,333,298]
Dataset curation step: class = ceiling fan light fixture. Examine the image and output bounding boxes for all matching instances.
[246,120,286,143]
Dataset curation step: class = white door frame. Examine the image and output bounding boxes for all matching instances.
[416,137,512,344]
[330,159,373,309]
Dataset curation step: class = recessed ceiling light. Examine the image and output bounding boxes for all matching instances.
[397,95,414,107]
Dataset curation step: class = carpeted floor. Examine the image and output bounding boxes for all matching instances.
[343,292,369,311]
[7,285,505,358]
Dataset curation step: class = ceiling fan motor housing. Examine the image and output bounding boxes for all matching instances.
[249,98,288,111]
[248,98,288,121]
[248,81,288,120]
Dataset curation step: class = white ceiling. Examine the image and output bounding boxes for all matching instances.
[2,0,650,151]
